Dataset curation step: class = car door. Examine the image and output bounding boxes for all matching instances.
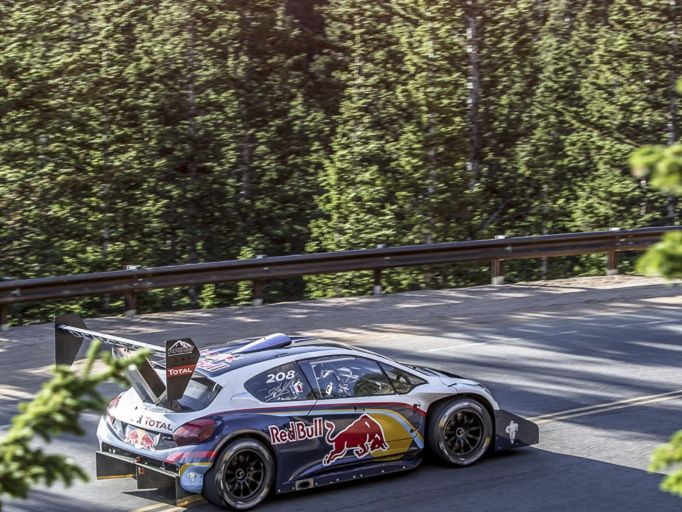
[299,355,426,470]
[242,361,323,488]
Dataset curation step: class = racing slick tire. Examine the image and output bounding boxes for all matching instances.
[203,438,275,510]
[427,398,493,467]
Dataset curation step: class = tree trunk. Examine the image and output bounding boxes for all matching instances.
[466,0,482,187]
[101,31,111,309]
[667,0,678,224]
[186,3,200,306]
[424,19,438,286]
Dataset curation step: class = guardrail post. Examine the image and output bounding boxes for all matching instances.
[124,291,137,318]
[124,265,139,318]
[0,305,9,331]
[491,235,506,285]
[606,227,620,276]
[491,259,505,285]
[252,254,266,306]
[606,251,618,276]
[373,244,384,295]
[252,281,264,306]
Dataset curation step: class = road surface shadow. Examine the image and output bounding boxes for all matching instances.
[201,448,679,512]
[7,448,678,512]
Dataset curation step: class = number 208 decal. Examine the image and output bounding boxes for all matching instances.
[266,370,297,383]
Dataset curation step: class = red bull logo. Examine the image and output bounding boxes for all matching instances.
[269,418,325,445]
[125,428,157,450]
[323,414,389,465]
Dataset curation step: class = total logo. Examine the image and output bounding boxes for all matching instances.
[136,415,173,432]
[268,414,389,466]
[167,365,195,377]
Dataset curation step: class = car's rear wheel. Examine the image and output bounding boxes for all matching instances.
[427,398,492,467]
[203,438,275,510]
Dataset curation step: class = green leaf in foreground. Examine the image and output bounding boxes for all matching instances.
[636,232,682,279]
[650,430,682,498]
[0,341,148,509]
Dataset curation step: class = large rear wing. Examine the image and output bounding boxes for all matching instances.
[55,314,200,408]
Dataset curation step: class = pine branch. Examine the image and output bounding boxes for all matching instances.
[0,341,148,509]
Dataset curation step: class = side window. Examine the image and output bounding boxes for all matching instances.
[301,357,395,399]
[244,362,314,402]
[380,363,427,394]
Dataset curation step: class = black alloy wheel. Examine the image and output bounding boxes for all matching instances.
[427,398,493,466]
[443,410,484,456]
[225,450,265,500]
[203,438,274,510]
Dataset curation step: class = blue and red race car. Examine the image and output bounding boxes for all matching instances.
[56,314,538,510]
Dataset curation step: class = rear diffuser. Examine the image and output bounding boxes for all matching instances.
[96,451,203,507]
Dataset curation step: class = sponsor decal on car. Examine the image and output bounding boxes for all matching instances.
[168,339,194,356]
[125,428,159,450]
[505,420,519,444]
[268,414,390,465]
[197,352,240,372]
[167,365,195,377]
[269,418,325,445]
[323,414,389,465]
[205,352,237,362]
[137,415,173,432]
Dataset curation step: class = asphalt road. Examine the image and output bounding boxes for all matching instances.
[1,275,681,512]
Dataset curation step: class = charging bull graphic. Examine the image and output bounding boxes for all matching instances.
[323,414,389,465]
[126,428,157,450]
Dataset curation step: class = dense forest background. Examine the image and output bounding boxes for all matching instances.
[0,0,679,322]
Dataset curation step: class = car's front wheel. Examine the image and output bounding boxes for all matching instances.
[427,398,492,466]
[203,438,275,510]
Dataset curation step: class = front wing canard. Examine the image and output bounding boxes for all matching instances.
[493,410,539,451]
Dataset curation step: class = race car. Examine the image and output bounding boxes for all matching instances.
[55,314,539,510]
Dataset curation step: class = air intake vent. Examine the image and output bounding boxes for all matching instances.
[233,333,292,354]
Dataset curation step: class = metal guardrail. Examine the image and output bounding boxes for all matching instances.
[0,226,679,330]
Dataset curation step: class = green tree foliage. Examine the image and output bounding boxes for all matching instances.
[651,430,682,498]
[0,0,318,319]
[388,0,472,243]
[567,0,678,232]
[518,0,596,235]
[631,81,682,279]
[0,342,148,509]
[629,62,681,495]
[476,0,546,235]
[0,0,679,317]
[306,0,404,296]
[386,0,484,290]
[634,78,682,496]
